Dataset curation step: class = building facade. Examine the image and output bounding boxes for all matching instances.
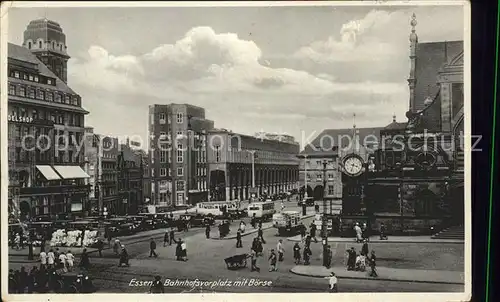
[298,127,382,215]
[7,19,90,220]
[207,129,300,201]
[362,14,465,234]
[148,104,214,207]
[83,127,119,215]
[115,144,143,215]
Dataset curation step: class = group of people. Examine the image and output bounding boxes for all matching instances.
[354,221,389,242]
[9,265,62,293]
[346,241,377,277]
[248,236,285,272]
[39,248,77,271]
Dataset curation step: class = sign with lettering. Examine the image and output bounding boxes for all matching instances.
[8,115,33,123]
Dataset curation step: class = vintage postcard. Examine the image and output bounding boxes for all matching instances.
[1,1,470,301]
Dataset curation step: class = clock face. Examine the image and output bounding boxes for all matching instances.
[344,156,364,176]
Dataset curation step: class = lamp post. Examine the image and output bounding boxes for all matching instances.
[322,160,329,267]
[304,154,308,199]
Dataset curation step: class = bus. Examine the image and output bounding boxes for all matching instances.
[247,201,276,221]
[191,201,238,217]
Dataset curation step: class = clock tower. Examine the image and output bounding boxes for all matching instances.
[23,18,70,83]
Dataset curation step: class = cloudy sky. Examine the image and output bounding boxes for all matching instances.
[8,3,464,148]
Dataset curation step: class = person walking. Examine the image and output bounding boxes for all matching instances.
[346,247,356,271]
[113,239,121,256]
[236,229,243,248]
[96,238,104,257]
[251,213,257,229]
[310,223,318,243]
[303,245,312,265]
[361,240,369,256]
[39,250,47,269]
[249,249,260,272]
[58,251,67,270]
[163,231,169,247]
[293,242,301,264]
[354,223,362,243]
[14,233,21,250]
[119,245,130,267]
[299,222,306,239]
[362,222,370,241]
[47,249,55,269]
[379,223,388,240]
[66,250,75,271]
[239,220,246,233]
[268,249,278,272]
[205,224,211,239]
[149,238,158,258]
[324,272,338,292]
[325,245,333,269]
[304,234,312,249]
[79,248,90,270]
[277,239,284,262]
[169,228,175,245]
[369,250,378,277]
[257,227,266,244]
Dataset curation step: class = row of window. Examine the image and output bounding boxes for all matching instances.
[9,105,84,127]
[13,147,83,164]
[8,82,80,107]
[10,70,55,86]
[26,40,65,52]
[304,173,337,180]
[151,112,184,125]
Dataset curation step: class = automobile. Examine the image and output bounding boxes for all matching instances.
[53,220,72,230]
[50,268,96,293]
[228,208,248,219]
[176,214,214,230]
[298,197,315,207]
[125,215,148,231]
[105,217,136,236]
[67,220,99,231]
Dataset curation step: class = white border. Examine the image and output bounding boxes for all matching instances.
[0,1,472,302]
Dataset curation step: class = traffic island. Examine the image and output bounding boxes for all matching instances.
[286,235,464,244]
[290,265,465,285]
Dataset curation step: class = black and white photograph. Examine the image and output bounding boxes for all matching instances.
[1,1,470,300]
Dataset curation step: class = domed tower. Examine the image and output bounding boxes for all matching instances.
[22,18,70,83]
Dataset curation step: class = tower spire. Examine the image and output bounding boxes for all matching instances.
[392,113,396,123]
[408,13,418,112]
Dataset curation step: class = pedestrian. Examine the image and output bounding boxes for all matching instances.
[324,272,338,292]
[205,224,211,239]
[346,247,356,271]
[362,222,370,241]
[257,227,266,244]
[66,250,75,271]
[79,248,90,270]
[96,238,104,257]
[54,248,60,267]
[304,234,312,249]
[280,201,285,212]
[258,220,263,229]
[354,223,362,243]
[39,250,47,268]
[149,276,165,293]
[236,229,243,248]
[180,240,188,261]
[58,251,67,270]
[119,245,130,267]
[106,229,112,247]
[163,231,169,247]
[47,249,55,269]
[299,223,306,239]
[310,223,318,243]
[268,249,278,272]
[169,228,175,245]
[303,245,312,265]
[293,242,301,264]
[361,240,369,256]
[369,250,378,277]
[249,249,260,272]
[239,220,246,233]
[251,213,257,228]
[175,239,182,261]
[325,245,333,269]
[149,238,158,257]
[277,239,284,262]
[27,266,38,293]
[379,223,388,240]
[113,239,121,256]
[15,233,21,250]
[8,269,17,293]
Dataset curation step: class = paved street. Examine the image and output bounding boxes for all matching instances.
[10,219,464,293]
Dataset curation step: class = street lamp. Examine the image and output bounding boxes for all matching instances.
[304,154,309,199]
[322,160,329,267]
[246,150,256,201]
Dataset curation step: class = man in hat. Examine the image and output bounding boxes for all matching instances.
[346,247,356,271]
[236,229,243,248]
[268,249,278,272]
[149,238,158,258]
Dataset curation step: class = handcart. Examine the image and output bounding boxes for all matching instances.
[224,254,249,270]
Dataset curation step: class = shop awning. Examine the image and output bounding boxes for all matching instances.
[36,165,61,181]
[53,165,90,179]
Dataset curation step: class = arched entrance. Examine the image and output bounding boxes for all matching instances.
[313,185,324,201]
